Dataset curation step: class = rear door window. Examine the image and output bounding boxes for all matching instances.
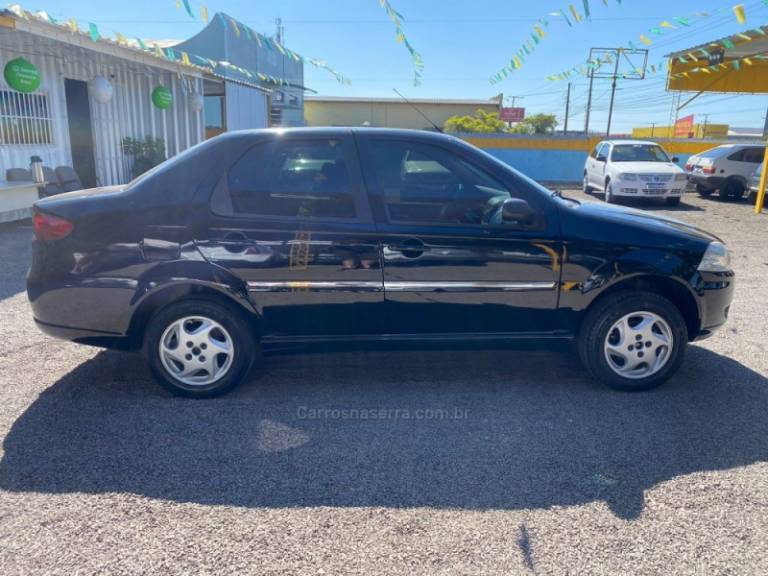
[216,138,359,220]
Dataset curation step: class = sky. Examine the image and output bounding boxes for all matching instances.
[40,0,768,133]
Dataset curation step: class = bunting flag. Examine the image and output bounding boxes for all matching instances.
[379,0,424,86]
[544,3,767,82]
[9,2,351,91]
[490,0,634,84]
[181,0,195,19]
[88,22,100,42]
[733,4,747,24]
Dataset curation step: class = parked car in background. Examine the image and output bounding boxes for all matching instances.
[583,140,687,206]
[685,143,765,200]
[749,162,764,203]
[28,128,734,397]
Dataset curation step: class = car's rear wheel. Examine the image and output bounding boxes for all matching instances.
[696,184,714,197]
[720,179,745,201]
[145,298,256,398]
[578,291,688,391]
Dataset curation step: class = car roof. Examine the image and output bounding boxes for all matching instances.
[600,139,660,146]
[216,126,459,144]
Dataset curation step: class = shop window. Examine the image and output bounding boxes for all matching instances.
[0,90,53,145]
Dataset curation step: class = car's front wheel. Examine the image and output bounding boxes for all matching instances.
[665,197,681,206]
[145,298,257,398]
[578,291,688,391]
[605,180,617,204]
[583,172,592,194]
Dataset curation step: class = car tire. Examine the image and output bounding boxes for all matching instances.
[696,184,714,197]
[605,180,617,204]
[583,172,592,194]
[665,197,681,206]
[720,179,745,201]
[145,298,257,398]
[578,291,688,392]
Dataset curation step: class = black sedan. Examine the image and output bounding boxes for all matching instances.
[28,128,735,397]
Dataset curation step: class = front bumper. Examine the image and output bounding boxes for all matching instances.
[692,270,735,341]
[613,180,686,197]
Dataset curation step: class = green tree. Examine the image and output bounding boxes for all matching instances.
[509,113,558,135]
[443,109,509,134]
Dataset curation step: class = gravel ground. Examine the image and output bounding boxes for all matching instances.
[0,191,767,575]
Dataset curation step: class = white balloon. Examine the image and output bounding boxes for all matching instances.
[189,93,204,112]
[92,75,113,104]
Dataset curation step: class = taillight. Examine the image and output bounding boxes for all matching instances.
[702,166,715,175]
[33,210,74,241]
[684,163,692,172]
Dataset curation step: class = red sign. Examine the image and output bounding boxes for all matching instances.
[500,107,525,122]
[674,114,695,138]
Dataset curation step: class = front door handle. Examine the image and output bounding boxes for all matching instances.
[387,238,426,258]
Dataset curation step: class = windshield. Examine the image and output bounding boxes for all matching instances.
[610,144,670,163]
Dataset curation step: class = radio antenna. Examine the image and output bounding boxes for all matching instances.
[393,88,443,133]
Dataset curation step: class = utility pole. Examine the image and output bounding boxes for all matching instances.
[702,114,710,138]
[584,69,594,135]
[651,123,655,137]
[605,51,621,137]
[563,82,571,135]
[275,17,284,43]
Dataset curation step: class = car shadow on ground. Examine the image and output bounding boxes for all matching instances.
[1,346,766,520]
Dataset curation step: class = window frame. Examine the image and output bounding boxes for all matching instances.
[355,135,551,233]
[0,89,54,146]
[210,133,373,225]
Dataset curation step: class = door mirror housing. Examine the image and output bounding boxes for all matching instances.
[501,198,535,225]
[671,156,680,163]
[596,154,607,162]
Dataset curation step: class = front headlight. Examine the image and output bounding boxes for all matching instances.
[698,241,731,272]
[674,173,688,182]
[620,173,637,181]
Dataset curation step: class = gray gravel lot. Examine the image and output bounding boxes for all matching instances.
[1,190,767,575]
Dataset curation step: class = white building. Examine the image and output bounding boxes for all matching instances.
[0,8,215,191]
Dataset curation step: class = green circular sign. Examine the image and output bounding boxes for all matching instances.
[4,58,41,93]
[152,85,173,109]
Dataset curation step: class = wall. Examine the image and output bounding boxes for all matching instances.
[632,124,730,139]
[304,100,500,130]
[462,134,731,183]
[225,82,269,131]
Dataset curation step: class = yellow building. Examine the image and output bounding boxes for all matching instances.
[304,95,502,130]
[632,124,729,139]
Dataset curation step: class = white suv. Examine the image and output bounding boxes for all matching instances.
[685,143,765,200]
[583,140,687,206]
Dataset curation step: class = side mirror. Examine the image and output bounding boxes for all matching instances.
[502,198,535,225]
[671,156,680,163]
[596,155,607,162]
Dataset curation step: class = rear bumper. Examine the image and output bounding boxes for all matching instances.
[33,318,133,349]
[688,174,724,189]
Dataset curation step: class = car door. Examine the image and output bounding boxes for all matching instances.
[356,135,562,336]
[198,132,384,337]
